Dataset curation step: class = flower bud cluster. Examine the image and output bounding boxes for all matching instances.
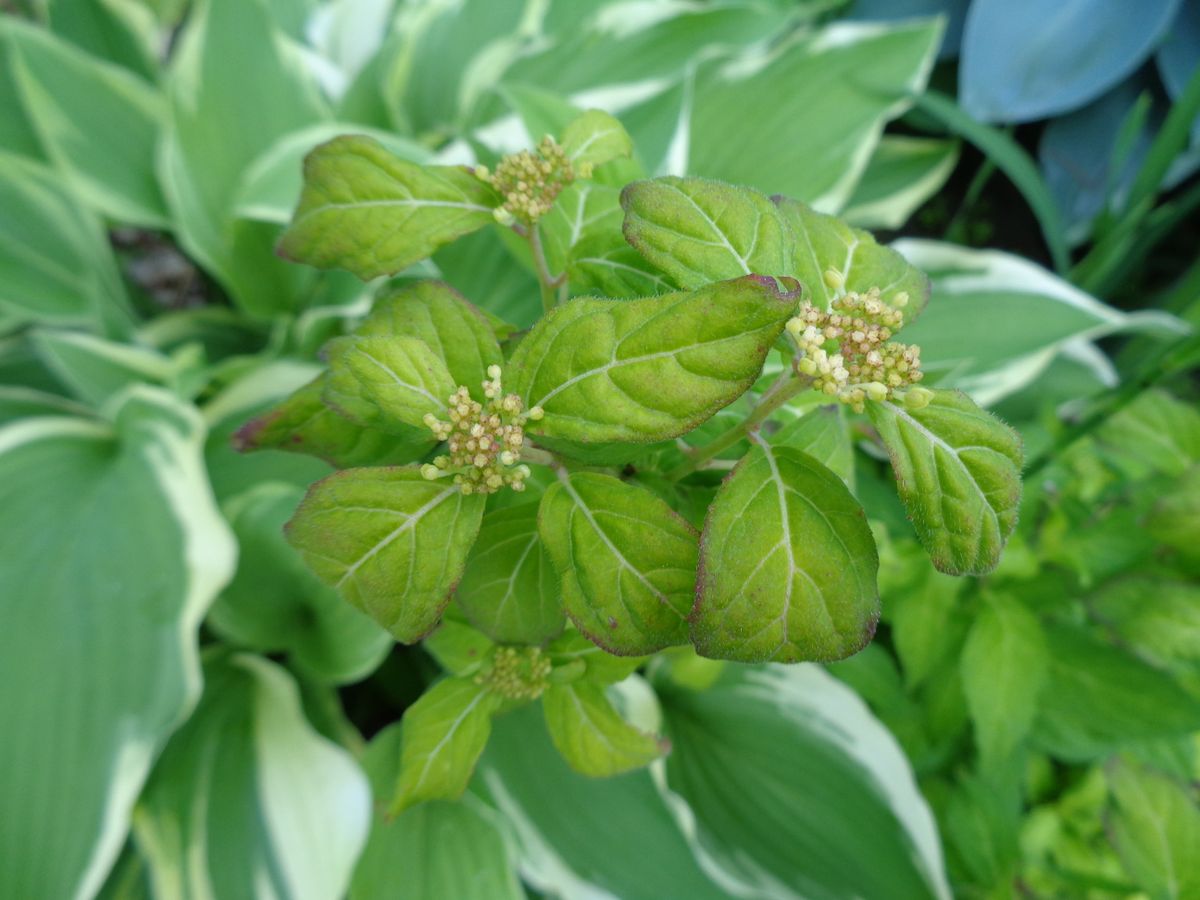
[421,365,544,495]
[481,136,581,225]
[475,646,552,701]
[785,282,926,413]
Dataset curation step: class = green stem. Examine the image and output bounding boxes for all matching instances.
[526,224,563,314]
[666,371,810,480]
[520,445,558,467]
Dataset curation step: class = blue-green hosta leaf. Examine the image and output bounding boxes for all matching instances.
[542,681,667,777]
[133,652,371,900]
[358,280,503,392]
[658,664,952,900]
[278,136,499,279]
[620,176,795,289]
[539,472,698,656]
[692,441,880,663]
[510,275,798,444]
[209,483,391,684]
[455,502,565,645]
[0,388,236,899]
[1,18,168,227]
[393,677,503,813]
[286,468,486,642]
[868,390,1022,576]
[42,0,157,76]
[323,335,457,432]
[32,330,174,407]
[842,136,960,230]
[351,724,524,900]
[559,108,634,169]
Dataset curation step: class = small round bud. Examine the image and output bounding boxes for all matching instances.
[493,207,516,226]
[528,406,544,421]
[893,291,909,308]
[487,364,502,380]
[865,381,889,402]
[798,357,818,376]
[499,450,516,466]
[785,317,804,336]
[474,165,490,182]
[823,268,845,291]
[421,464,441,480]
[903,387,934,410]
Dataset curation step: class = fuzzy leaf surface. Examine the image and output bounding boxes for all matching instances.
[542,681,666,777]
[324,335,456,432]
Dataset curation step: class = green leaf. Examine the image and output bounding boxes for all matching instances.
[888,565,964,689]
[1034,626,1200,762]
[960,597,1048,766]
[1091,577,1200,668]
[774,195,930,319]
[133,652,371,900]
[658,664,952,900]
[510,275,798,444]
[423,614,495,677]
[559,108,634,169]
[351,724,523,900]
[620,176,795,289]
[234,373,435,469]
[539,472,698,656]
[455,502,565,645]
[540,181,624,278]
[0,388,236,899]
[843,136,960,230]
[543,681,667,777]
[545,630,648,686]
[692,441,880,663]
[868,390,1023,576]
[393,677,502,813]
[357,280,503,392]
[279,135,498,279]
[770,404,855,487]
[323,335,456,433]
[208,483,391,684]
[286,467,486,642]
[1106,758,1200,900]
[568,239,674,299]
[1145,468,1200,565]
[1,18,168,227]
[1097,389,1200,479]
[43,0,157,77]
[32,330,174,407]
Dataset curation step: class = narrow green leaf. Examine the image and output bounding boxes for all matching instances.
[621,176,794,289]
[455,503,565,645]
[543,681,666,777]
[279,135,499,279]
[510,275,798,444]
[559,109,634,169]
[392,677,501,813]
[692,440,880,663]
[285,467,485,642]
[539,472,698,656]
[324,335,456,433]
[960,597,1048,766]
[868,390,1023,576]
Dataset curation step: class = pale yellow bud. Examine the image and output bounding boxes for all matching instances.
[903,387,933,410]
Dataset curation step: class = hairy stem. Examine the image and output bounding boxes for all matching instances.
[526,224,563,314]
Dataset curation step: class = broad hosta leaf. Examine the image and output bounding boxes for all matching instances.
[234,373,435,469]
[357,280,503,392]
[475,704,729,900]
[208,483,391,684]
[959,0,1181,123]
[0,388,235,899]
[843,136,960,230]
[1106,758,1200,900]
[560,108,633,169]
[43,0,157,76]
[393,677,502,813]
[32,330,173,407]
[455,503,564,645]
[659,665,952,900]
[324,335,456,432]
[279,136,498,279]
[692,442,879,663]
[620,176,794,289]
[510,275,797,444]
[351,724,523,900]
[868,390,1023,576]
[543,681,666,777]
[286,468,485,642]
[960,596,1048,765]
[539,472,698,655]
[133,652,371,900]
[1034,626,1200,761]
[1,18,168,227]
[774,195,930,320]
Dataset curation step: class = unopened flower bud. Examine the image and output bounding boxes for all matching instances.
[903,387,934,410]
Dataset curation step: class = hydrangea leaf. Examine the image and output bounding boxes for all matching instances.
[539,472,698,656]
[323,335,456,433]
[542,681,667,777]
[510,275,798,444]
[692,440,880,663]
[455,502,565,645]
[285,467,485,642]
[278,135,498,279]
[559,109,634,170]
[867,390,1022,576]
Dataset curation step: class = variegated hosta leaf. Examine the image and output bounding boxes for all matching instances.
[620,176,795,289]
[323,335,456,432]
[539,472,698,655]
[286,467,485,642]
[692,441,880,663]
[278,136,498,279]
[510,275,798,444]
[542,681,667,777]
[867,390,1022,575]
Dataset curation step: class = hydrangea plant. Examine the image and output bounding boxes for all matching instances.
[237,110,1023,811]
